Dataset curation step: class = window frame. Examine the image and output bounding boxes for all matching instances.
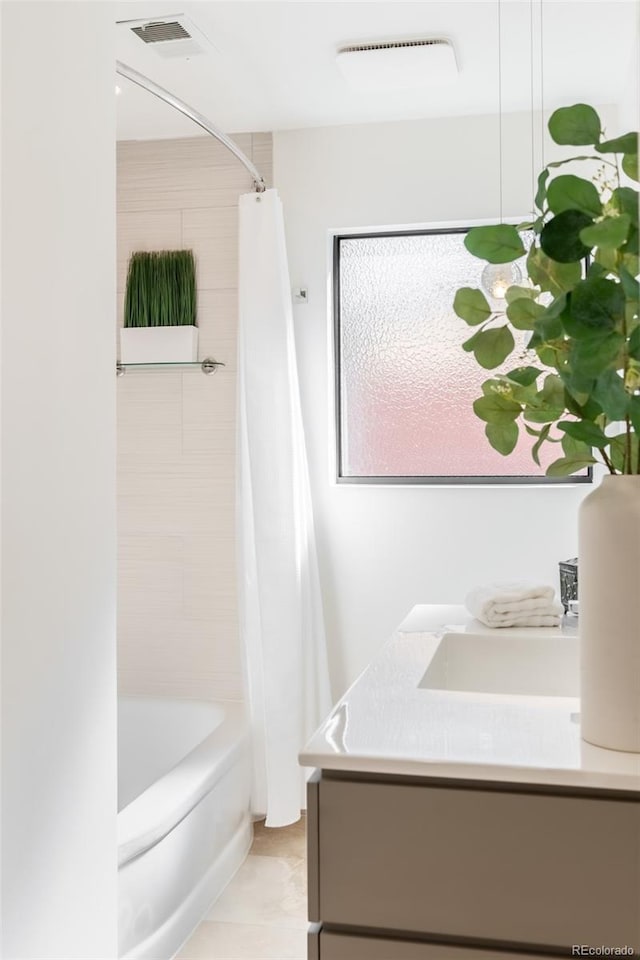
[332,227,593,486]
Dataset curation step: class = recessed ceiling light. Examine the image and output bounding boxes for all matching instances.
[337,38,458,93]
[115,84,122,95]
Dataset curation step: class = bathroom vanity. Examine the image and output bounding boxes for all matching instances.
[300,605,640,960]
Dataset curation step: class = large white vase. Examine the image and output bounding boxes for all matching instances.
[580,474,640,753]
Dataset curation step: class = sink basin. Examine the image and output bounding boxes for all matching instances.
[419,631,579,698]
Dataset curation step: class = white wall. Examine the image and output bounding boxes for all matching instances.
[1,3,117,956]
[116,134,272,701]
[274,110,614,698]
[618,6,640,131]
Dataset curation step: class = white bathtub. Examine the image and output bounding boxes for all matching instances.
[118,698,252,959]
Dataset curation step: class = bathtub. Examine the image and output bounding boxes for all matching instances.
[118,698,252,959]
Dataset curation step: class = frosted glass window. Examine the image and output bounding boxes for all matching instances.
[335,230,590,483]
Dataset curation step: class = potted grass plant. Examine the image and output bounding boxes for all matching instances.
[453,103,640,753]
[121,249,198,363]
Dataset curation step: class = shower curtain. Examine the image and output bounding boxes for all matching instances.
[237,188,332,827]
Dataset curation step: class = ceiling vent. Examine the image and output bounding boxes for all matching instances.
[118,14,215,59]
[336,38,458,92]
[131,21,191,44]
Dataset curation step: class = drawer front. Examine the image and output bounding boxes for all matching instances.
[316,930,566,960]
[318,778,640,950]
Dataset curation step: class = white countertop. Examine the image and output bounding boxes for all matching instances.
[300,604,640,792]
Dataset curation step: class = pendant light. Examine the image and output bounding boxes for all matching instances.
[481,262,523,302]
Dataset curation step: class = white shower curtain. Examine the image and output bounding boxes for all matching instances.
[237,188,332,827]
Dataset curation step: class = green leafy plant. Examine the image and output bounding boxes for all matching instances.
[453,104,639,476]
[124,250,197,328]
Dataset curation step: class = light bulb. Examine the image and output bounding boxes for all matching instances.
[481,262,523,303]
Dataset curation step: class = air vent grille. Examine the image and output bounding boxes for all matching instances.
[336,37,457,91]
[131,21,191,44]
[339,38,448,55]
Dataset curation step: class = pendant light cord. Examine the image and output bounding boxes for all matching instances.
[498,0,503,223]
[530,0,535,216]
[540,0,545,170]
[498,1,545,222]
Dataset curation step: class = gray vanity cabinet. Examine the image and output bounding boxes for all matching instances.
[309,931,571,959]
[307,772,640,959]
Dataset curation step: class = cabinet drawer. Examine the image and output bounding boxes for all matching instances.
[317,778,640,950]
[315,930,566,960]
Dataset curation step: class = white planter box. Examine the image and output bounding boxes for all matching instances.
[120,326,198,364]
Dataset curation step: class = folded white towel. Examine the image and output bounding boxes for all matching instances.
[479,613,563,628]
[465,582,563,629]
[489,596,557,615]
[487,601,565,623]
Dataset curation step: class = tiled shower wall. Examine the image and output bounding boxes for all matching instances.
[117,134,272,700]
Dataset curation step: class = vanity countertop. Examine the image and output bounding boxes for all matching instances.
[299,604,640,792]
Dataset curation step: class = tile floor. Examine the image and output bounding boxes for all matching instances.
[176,817,308,959]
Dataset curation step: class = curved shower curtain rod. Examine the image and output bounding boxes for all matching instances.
[116,60,266,193]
